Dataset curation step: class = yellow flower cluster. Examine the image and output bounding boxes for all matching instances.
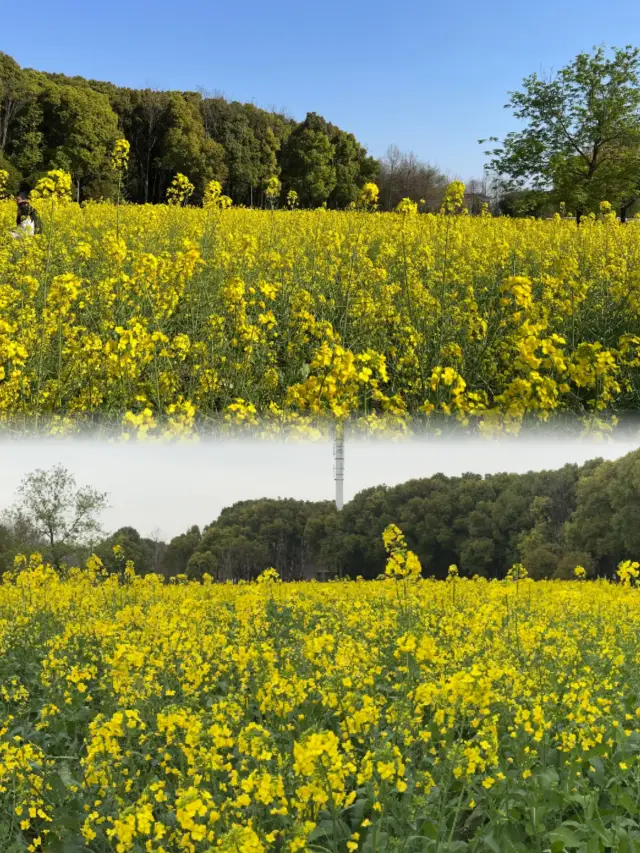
[616,559,640,585]
[3,554,640,850]
[383,523,422,580]
[166,174,195,206]
[112,139,131,173]
[2,196,640,437]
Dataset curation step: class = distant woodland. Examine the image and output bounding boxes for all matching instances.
[3,449,640,581]
[0,51,460,210]
[5,45,640,217]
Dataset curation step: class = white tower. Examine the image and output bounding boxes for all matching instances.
[333,421,345,511]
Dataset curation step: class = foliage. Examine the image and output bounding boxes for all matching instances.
[5,464,108,570]
[280,112,337,208]
[5,449,640,583]
[485,45,640,219]
[156,449,640,583]
[0,52,375,208]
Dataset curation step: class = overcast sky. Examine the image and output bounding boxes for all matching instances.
[0,435,638,541]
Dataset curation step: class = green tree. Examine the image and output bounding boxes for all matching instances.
[328,129,367,208]
[484,45,640,220]
[7,465,108,571]
[0,52,26,153]
[160,93,226,201]
[3,68,45,180]
[201,98,261,204]
[122,89,171,203]
[196,524,270,582]
[565,451,640,575]
[281,112,337,207]
[497,188,554,218]
[94,526,157,575]
[163,525,202,577]
[38,79,119,200]
[186,550,217,580]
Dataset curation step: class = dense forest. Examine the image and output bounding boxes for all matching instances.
[0,51,381,208]
[3,449,640,581]
[0,52,483,212]
[5,45,640,217]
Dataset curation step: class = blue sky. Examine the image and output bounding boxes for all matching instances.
[4,0,640,177]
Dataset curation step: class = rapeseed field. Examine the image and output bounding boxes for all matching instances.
[2,530,640,851]
[2,173,640,438]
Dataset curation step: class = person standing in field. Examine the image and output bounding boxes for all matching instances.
[12,190,42,238]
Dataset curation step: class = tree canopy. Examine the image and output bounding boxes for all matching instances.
[484,45,640,220]
[0,52,377,207]
[4,450,640,580]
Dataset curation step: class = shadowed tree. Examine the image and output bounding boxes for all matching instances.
[280,112,337,207]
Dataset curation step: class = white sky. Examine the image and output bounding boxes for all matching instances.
[0,435,638,541]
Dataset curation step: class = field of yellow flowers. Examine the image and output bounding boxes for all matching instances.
[3,179,640,437]
[4,529,640,852]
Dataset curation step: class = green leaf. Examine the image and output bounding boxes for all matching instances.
[482,832,502,853]
[537,767,559,790]
[420,820,439,840]
[361,831,388,853]
[549,824,583,849]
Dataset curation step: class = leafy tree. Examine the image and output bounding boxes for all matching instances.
[0,52,374,208]
[94,526,156,575]
[555,549,595,579]
[163,525,202,576]
[121,89,171,203]
[328,129,378,208]
[7,465,108,571]
[186,550,217,580]
[484,45,640,220]
[197,524,270,581]
[0,151,20,195]
[2,66,45,180]
[0,52,26,153]
[0,514,42,572]
[38,79,119,200]
[201,98,262,204]
[160,94,226,201]
[565,451,640,575]
[281,113,337,207]
[497,188,554,218]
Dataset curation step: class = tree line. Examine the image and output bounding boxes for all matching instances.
[0,51,380,208]
[4,44,640,217]
[2,449,640,581]
[0,52,503,216]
